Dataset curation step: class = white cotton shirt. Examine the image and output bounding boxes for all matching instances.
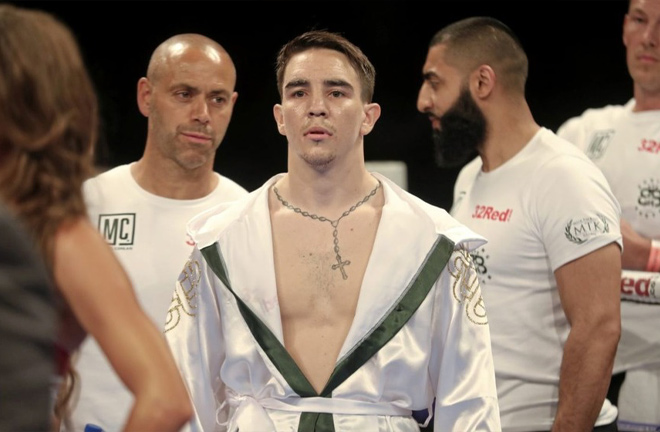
[66,163,248,432]
[558,100,660,425]
[451,128,622,431]
[558,99,660,372]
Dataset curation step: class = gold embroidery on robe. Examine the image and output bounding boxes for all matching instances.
[165,259,201,332]
[447,247,488,325]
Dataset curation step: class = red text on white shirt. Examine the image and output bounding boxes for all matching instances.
[638,139,660,154]
[471,205,513,222]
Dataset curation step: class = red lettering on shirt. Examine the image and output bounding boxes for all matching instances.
[638,139,660,154]
[471,205,513,222]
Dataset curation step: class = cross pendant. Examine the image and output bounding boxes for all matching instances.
[332,256,351,280]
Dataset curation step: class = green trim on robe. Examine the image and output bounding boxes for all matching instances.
[200,234,455,432]
[200,245,317,397]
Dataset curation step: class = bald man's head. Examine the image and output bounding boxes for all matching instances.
[136,33,239,171]
[146,33,236,86]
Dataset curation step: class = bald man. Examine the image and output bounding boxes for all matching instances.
[68,34,248,431]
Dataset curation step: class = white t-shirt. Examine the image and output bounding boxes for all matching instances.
[67,163,248,432]
[451,128,622,431]
[558,99,660,373]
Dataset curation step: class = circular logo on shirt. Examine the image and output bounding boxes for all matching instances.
[637,178,660,219]
[564,213,610,244]
[470,247,491,286]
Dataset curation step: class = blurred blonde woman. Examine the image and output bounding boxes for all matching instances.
[0,4,192,431]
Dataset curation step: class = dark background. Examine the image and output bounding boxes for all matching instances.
[21,0,631,210]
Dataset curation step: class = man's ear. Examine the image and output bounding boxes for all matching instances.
[360,102,382,136]
[273,104,286,136]
[137,77,152,117]
[471,65,496,100]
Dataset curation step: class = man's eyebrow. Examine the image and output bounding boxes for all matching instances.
[422,71,439,81]
[324,79,353,91]
[284,78,309,90]
[208,89,233,97]
[284,78,354,91]
[168,83,232,97]
[168,83,197,92]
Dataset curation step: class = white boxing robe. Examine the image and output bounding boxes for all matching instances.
[164,173,501,432]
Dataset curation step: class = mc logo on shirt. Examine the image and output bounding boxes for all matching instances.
[586,129,614,160]
[98,213,136,247]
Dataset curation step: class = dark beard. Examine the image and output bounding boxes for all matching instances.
[432,88,486,169]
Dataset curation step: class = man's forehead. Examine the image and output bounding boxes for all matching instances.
[157,64,235,93]
[426,44,449,65]
[157,53,235,88]
[284,49,358,83]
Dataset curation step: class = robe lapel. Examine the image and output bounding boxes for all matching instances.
[202,231,454,431]
[215,178,286,342]
[201,175,456,432]
[338,179,439,359]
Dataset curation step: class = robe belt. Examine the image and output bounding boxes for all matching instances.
[224,392,412,432]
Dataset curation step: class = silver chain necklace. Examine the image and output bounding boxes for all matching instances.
[273,180,382,280]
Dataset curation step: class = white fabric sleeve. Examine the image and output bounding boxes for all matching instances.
[430,246,501,430]
[531,156,622,271]
[164,246,227,432]
[556,116,590,153]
